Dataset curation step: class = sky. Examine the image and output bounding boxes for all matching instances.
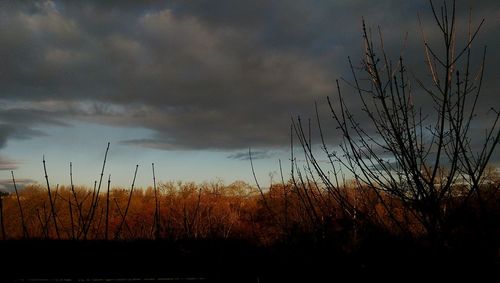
[0,0,499,190]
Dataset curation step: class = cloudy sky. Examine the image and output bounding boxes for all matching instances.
[0,0,498,190]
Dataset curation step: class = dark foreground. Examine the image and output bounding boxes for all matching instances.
[0,239,497,282]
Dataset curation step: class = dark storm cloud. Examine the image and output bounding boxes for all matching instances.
[0,105,69,150]
[0,0,498,154]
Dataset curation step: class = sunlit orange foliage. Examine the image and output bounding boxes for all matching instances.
[0,177,498,246]
[0,180,264,241]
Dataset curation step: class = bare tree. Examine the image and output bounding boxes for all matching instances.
[293,0,499,245]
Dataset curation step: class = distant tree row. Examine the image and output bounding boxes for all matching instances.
[1,174,498,251]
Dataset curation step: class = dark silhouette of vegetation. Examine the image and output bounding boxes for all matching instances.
[290,0,499,251]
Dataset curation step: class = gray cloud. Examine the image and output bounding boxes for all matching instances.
[0,105,69,150]
[0,156,18,171]
[0,178,35,193]
[0,0,498,155]
[228,150,277,161]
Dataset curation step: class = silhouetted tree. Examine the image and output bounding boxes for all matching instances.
[293,0,499,246]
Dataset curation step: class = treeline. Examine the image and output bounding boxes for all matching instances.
[1,177,498,251]
[0,181,260,241]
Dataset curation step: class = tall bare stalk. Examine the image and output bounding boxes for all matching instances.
[43,156,60,239]
[83,142,110,239]
[11,171,29,239]
[152,163,161,240]
[115,164,138,239]
[105,174,111,240]
[69,162,85,238]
